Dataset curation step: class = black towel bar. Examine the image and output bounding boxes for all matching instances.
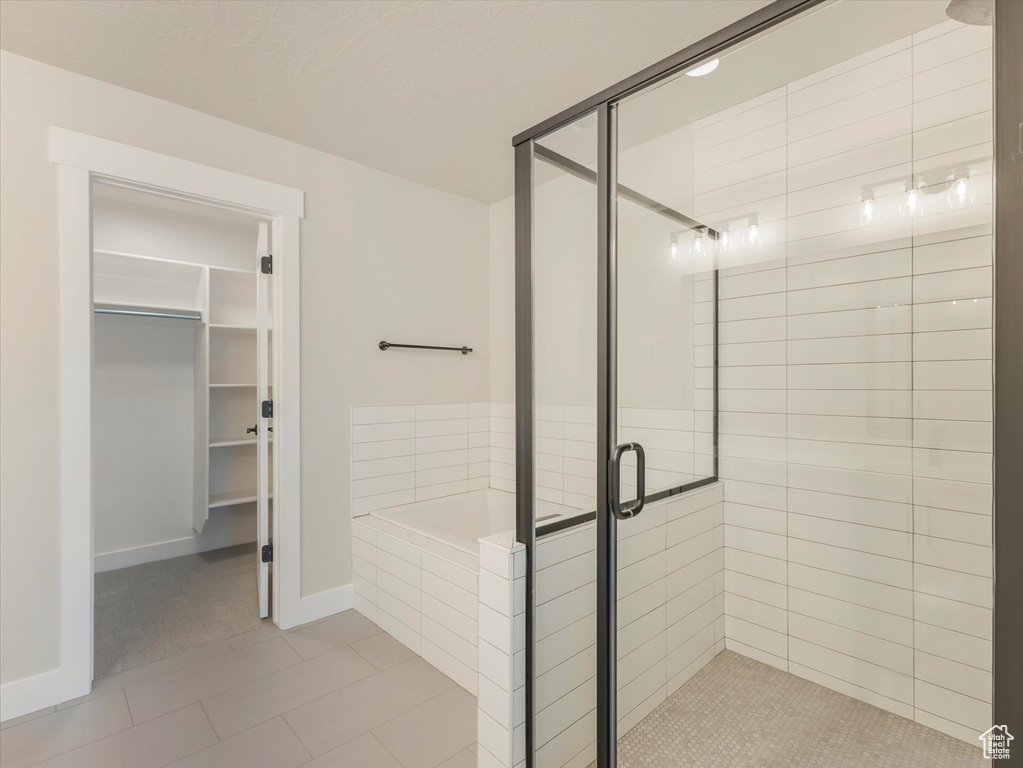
[378,340,472,355]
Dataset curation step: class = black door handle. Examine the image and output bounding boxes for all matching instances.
[610,442,645,520]
[246,425,257,435]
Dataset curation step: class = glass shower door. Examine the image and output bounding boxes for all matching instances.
[602,89,720,766]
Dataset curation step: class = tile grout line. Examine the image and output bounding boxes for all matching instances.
[280,714,314,763]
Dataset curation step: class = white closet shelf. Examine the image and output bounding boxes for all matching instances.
[210,382,256,388]
[208,489,272,509]
[95,249,254,274]
[210,436,273,448]
[208,264,257,275]
[210,437,254,448]
[210,323,257,331]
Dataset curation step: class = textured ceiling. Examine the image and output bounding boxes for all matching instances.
[0,0,771,202]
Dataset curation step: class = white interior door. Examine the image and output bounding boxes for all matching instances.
[256,221,271,618]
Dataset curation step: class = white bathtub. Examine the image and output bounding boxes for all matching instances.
[371,489,515,555]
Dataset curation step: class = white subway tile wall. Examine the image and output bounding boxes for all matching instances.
[694,19,992,745]
[351,516,481,695]
[523,483,725,768]
[352,403,491,515]
[476,537,527,768]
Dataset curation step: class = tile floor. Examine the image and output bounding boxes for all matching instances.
[615,650,986,768]
[0,611,477,768]
[3,619,988,768]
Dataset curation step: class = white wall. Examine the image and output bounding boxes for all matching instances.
[489,197,515,405]
[0,50,489,689]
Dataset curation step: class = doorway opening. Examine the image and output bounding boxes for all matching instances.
[90,183,275,678]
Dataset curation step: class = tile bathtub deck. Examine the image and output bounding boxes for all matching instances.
[0,611,477,768]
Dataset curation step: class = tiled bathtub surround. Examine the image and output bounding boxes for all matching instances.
[351,516,481,695]
[488,482,725,768]
[356,402,705,519]
[694,19,993,745]
[352,403,491,515]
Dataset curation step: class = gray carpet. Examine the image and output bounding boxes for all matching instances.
[94,543,269,679]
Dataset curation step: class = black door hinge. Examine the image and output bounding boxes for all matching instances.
[262,399,273,418]
[261,254,272,274]
[261,543,273,563]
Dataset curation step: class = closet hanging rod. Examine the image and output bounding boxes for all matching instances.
[94,307,202,322]
[378,340,472,355]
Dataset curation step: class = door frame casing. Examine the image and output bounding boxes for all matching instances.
[51,128,305,704]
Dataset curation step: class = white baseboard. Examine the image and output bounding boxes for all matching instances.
[94,527,256,572]
[0,667,62,723]
[299,584,353,625]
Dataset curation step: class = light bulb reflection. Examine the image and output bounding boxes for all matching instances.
[949,170,973,208]
[691,232,704,258]
[669,236,679,264]
[748,217,759,246]
[900,181,924,218]
[860,189,875,226]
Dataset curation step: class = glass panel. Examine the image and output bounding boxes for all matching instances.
[615,113,716,504]
[534,112,599,527]
[607,0,994,765]
[530,111,599,768]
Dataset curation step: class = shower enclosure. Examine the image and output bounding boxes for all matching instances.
[512,1,1021,766]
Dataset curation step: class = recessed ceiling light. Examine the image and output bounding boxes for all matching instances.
[685,58,719,77]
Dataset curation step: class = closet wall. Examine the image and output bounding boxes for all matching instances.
[92,190,258,571]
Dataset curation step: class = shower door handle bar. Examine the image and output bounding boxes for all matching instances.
[610,442,646,520]
[378,340,472,355]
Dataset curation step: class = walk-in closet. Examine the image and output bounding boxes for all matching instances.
[91,183,274,678]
